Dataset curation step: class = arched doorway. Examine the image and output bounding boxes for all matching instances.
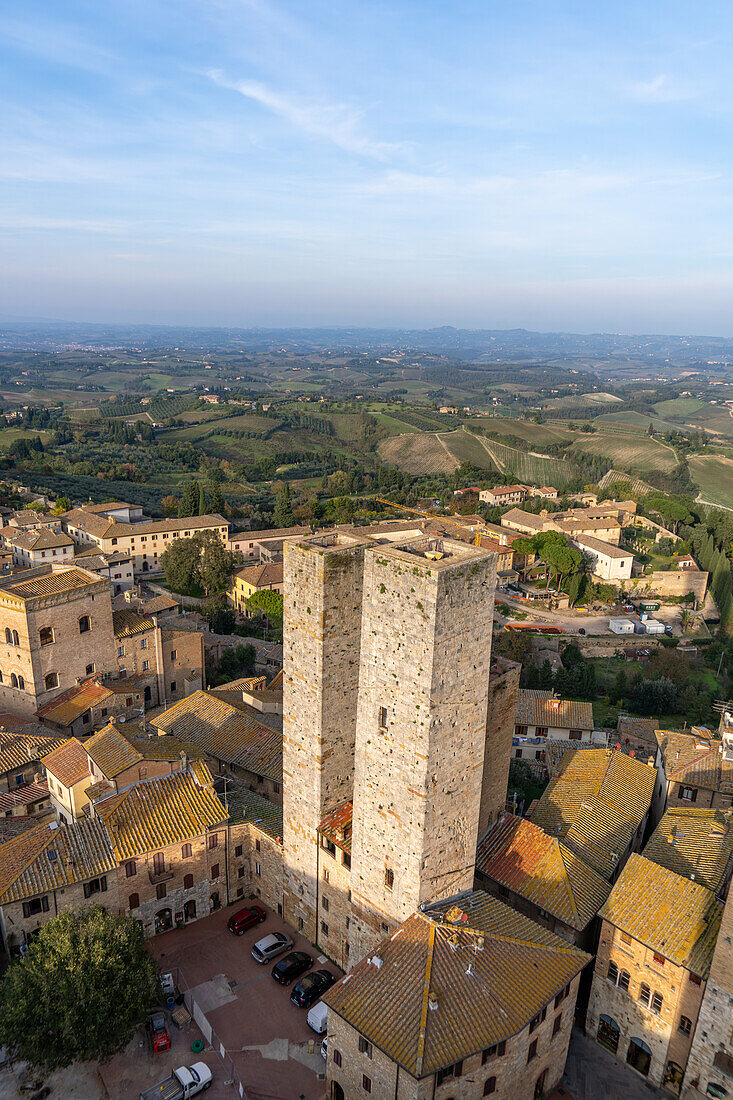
[663,1061,684,1095]
[142,560,149,573]
[332,1084,344,1100]
[627,1037,652,1077]
[210,892,220,911]
[184,900,196,922]
[534,1070,547,1100]
[154,908,172,934]
[597,1015,620,1054]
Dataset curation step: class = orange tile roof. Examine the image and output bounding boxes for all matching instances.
[0,817,115,903]
[642,807,733,894]
[656,729,733,795]
[41,738,89,788]
[516,691,594,731]
[599,854,722,978]
[0,731,67,774]
[324,890,589,1077]
[84,724,142,780]
[477,814,611,931]
[96,767,225,860]
[113,608,155,638]
[318,800,353,854]
[529,748,656,880]
[0,566,103,600]
[152,691,282,782]
[36,681,113,726]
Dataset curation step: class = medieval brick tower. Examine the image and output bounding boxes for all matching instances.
[281,533,370,941]
[348,535,497,961]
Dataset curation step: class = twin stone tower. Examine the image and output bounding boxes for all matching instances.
[281,529,518,971]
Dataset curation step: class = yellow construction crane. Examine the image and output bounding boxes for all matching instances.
[375,497,484,546]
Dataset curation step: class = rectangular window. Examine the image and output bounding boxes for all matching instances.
[552,1015,562,1038]
[125,860,137,878]
[527,1040,538,1063]
[208,834,218,850]
[384,868,394,890]
[234,844,243,857]
[255,862,261,876]
[333,1050,342,1068]
[142,660,149,671]
[529,1007,546,1033]
[689,973,702,986]
[323,867,330,883]
[569,729,582,740]
[680,785,698,802]
[679,1015,692,1035]
[156,883,166,900]
[22,896,49,918]
[320,920,328,937]
[621,932,632,945]
[536,726,547,737]
[378,706,388,729]
[83,876,107,898]
[482,1041,506,1063]
[117,646,124,657]
[362,1076,371,1094]
[322,896,329,912]
[182,843,192,859]
[238,867,245,878]
[436,1061,462,1085]
[651,992,663,1014]
[170,650,177,661]
[140,638,147,649]
[343,851,351,869]
[211,863,220,880]
[358,1037,372,1058]
[153,852,165,876]
[255,839,261,852]
[653,953,665,966]
[170,682,177,693]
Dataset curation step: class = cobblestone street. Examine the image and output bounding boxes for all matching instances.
[559,1029,669,1100]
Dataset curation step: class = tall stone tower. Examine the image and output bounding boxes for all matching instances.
[349,535,497,961]
[281,532,370,941]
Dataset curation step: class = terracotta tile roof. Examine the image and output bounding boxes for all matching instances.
[324,890,589,1077]
[476,814,611,931]
[5,528,73,551]
[151,691,282,782]
[229,525,310,543]
[224,783,283,842]
[516,691,594,731]
[9,510,50,527]
[84,724,142,780]
[599,854,723,978]
[123,727,204,763]
[642,808,733,894]
[81,501,134,514]
[617,716,659,745]
[113,608,155,638]
[36,681,113,726]
[501,509,544,531]
[141,595,178,614]
[0,780,49,812]
[61,508,116,538]
[656,729,733,795]
[95,767,225,860]
[318,800,353,854]
[0,817,115,903]
[0,731,67,774]
[104,514,227,538]
[233,563,284,589]
[0,566,102,600]
[572,534,630,559]
[555,516,621,534]
[529,748,656,880]
[41,738,89,788]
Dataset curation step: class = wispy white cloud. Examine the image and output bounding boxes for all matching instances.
[628,74,696,103]
[207,69,402,160]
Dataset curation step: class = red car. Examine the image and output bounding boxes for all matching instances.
[227,904,266,935]
[148,1011,170,1053]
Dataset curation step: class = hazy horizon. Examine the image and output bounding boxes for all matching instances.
[4,1,733,334]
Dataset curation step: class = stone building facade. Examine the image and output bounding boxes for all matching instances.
[282,533,369,943]
[349,536,496,961]
[682,888,733,1099]
[0,565,117,716]
[478,658,521,837]
[586,855,722,1096]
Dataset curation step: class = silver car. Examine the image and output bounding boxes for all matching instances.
[251,931,293,964]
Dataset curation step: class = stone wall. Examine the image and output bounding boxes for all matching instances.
[628,571,709,604]
[316,840,352,971]
[228,822,284,913]
[478,659,520,838]
[683,891,733,1098]
[282,536,367,943]
[349,541,496,962]
[0,875,122,954]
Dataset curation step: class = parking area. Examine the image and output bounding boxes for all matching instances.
[145,903,335,1099]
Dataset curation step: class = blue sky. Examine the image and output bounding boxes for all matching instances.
[2,0,733,332]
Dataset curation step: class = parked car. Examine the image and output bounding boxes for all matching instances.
[227,904,266,936]
[290,969,337,1008]
[148,1011,171,1054]
[320,1036,328,1060]
[271,951,313,985]
[251,932,293,964]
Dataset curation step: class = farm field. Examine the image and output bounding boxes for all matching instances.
[652,397,707,417]
[689,454,733,510]
[683,404,733,437]
[370,412,422,434]
[165,413,274,442]
[440,428,500,468]
[593,409,681,432]
[378,432,459,474]
[463,418,576,446]
[569,431,677,472]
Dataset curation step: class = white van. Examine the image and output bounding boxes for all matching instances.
[307,1001,328,1034]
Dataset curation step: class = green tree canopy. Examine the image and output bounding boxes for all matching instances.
[159,535,201,595]
[199,532,234,595]
[0,907,159,1071]
[272,481,294,527]
[246,589,284,621]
